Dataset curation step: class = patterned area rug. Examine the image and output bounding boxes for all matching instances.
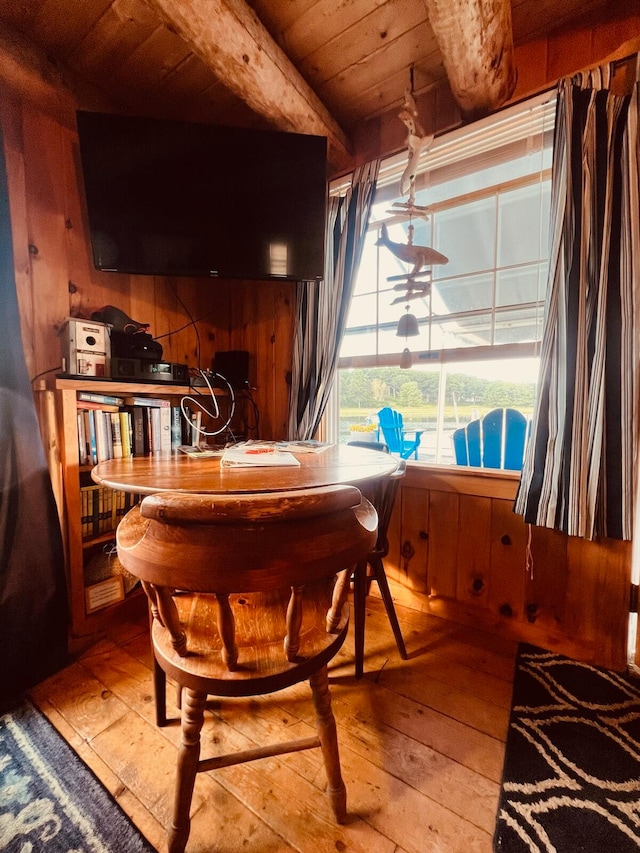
[494,644,640,852]
[0,699,157,852]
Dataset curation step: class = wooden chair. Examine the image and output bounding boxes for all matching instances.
[452,407,529,470]
[377,406,423,459]
[116,485,377,853]
[328,448,408,678]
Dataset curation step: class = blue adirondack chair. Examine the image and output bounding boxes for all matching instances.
[452,407,529,470]
[377,407,423,459]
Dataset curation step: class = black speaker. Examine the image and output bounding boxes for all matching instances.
[213,351,250,390]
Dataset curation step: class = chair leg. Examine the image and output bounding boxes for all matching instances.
[309,666,347,824]
[370,557,408,660]
[168,688,207,853]
[148,603,168,727]
[326,569,351,633]
[153,655,167,727]
[353,558,368,679]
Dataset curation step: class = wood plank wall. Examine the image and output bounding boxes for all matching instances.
[0,92,296,443]
[385,465,632,672]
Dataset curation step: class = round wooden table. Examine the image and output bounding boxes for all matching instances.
[91,443,398,495]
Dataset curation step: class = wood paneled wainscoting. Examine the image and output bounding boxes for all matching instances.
[384,464,632,672]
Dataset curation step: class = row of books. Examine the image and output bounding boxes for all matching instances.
[80,483,139,540]
[76,391,196,465]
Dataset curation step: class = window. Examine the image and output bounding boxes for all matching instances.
[333,94,555,464]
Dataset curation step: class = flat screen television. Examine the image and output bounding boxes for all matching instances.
[76,111,327,281]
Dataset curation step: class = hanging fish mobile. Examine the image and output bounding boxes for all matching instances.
[378,87,449,304]
[376,224,448,304]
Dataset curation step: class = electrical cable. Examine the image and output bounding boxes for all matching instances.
[165,281,202,369]
[180,369,235,438]
[30,365,63,384]
[235,388,260,436]
[153,308,217,341]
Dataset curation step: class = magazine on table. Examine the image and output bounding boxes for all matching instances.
[177,444,224,458]
[220,441,301,467]
[274,440,332,454]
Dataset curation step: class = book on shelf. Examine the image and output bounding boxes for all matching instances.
[160,406,172,454]
[77,400,120,412]
[77,412,88,465]
[119,411,133,457]
[220,441,301,468]
[129,406,147,456]
[123,398,176,455]
[190,411,202,447]
[94,412,112,462]
[77,405,134,465]
[147,406,172,454]
[77,391,125,406]
[149,408,158,453]
[123,396,171,408]
[85,410,97,464]
[171,406,183,450]
[80,483,104,540]
[76,393,180,464]
[109,412,123,459]
[80,485,91,537]
[80,477,140,540]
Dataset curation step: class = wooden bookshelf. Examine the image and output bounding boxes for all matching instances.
[38,376,226,638]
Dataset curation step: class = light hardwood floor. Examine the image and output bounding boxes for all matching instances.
[29,586,517,853]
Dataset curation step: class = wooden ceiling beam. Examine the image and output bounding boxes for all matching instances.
[0,23,112,127]
[141,0,353,172]
[423,0,517,121]
[0,25,77,127]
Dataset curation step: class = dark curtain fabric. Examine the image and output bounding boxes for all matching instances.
[288,160,379,440]
[0,126,68,702]
[515,63,640,540]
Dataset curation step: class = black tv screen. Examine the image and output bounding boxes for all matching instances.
[76,111,327,281]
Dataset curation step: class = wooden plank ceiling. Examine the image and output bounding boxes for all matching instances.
[0,0,630,174]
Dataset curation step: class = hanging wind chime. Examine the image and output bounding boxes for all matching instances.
[376,71,449,367]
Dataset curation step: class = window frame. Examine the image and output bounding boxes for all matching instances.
[326,94,556,460]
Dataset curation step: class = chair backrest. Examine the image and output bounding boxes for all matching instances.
[377,407,404,452]
[366,459,406,556]
[452,408,528,470]
[347,442,404,555]
[377,407,422,459]
[452,426,468,465]
[466,417,482,467]
[503,408,529,469]
[118,484,377,594]
[117,484,377,672]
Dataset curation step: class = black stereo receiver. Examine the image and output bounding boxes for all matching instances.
[110,358,189,384]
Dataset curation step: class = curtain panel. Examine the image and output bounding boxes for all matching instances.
[287,160,379,441]
[0,126,69,700]
[515,62,640,540]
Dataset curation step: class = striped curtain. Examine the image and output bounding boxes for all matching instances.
[287,160,379,440]
[515,61,640,540]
